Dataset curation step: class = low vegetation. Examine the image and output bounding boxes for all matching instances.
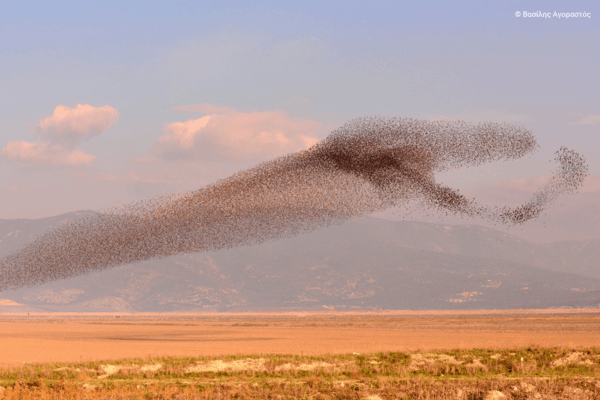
[1,347,599,399]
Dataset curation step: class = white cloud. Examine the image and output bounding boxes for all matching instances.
[0,140,95,167]
[38,103,119,148]
[571,115,600,125]
[153,107,323,162]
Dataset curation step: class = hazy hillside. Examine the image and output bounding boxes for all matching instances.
[329,218,600,279]
[0,210,98,256]
[1,212,599,311]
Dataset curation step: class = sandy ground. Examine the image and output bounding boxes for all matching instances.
[1,309,599,368]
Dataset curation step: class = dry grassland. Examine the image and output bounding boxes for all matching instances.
[1,349,599,399]
[1,310,599,399]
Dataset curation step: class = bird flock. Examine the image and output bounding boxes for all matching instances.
[0,116,588,291]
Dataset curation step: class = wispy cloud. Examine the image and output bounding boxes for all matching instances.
[0,141,95,167]
[571,115,600,125]
[153,105,323,162]
[170,104,236,114]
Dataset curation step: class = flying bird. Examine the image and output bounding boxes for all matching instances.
[0,116,588,291]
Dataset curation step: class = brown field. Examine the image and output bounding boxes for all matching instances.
[1,309,600,368]
[2,309,600,399]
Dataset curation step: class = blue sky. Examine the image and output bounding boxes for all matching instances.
[1,0,598,238]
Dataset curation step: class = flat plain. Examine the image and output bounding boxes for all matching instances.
[2,309,600,368]
[1,309,600,399]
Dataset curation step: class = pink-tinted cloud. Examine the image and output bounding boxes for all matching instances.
[0,140,95,167]
[38,104,119,148]
[170,103,236,114]
[571,115,600,125]
[155,115,213,154]
[153,108,323,162]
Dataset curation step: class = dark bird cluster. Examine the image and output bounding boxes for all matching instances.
[0,116,588,291]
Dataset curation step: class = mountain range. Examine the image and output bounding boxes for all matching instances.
[0,211,599,311]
